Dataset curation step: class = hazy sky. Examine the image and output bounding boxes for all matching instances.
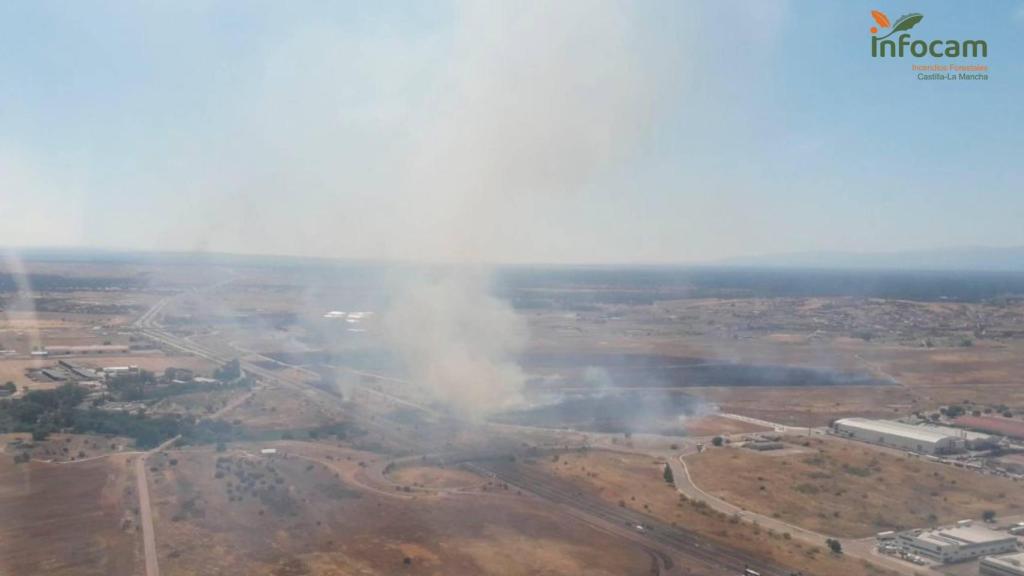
[1,1,1021,264]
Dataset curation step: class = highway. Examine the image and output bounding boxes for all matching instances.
[470,459,791,576]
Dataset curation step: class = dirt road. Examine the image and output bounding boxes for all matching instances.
[134,455,159,576]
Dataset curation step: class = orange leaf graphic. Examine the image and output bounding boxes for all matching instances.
[871,10,890,28]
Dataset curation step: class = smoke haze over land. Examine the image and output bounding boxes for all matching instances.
[384,272,527,416]
[380,1,656,415]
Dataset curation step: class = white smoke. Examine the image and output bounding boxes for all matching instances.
[384,272,527,417]
[382,1,656,416]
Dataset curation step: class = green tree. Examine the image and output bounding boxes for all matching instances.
[826,538,842,554]
[712,436,724,447]
[663,463,674,484]
[942,404,965,418]
[214,359,242,381]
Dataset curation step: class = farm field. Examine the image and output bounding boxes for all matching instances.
[0,454,141,576]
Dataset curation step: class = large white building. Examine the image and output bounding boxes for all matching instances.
[833,418,961,454]
[983,552,1024,576]
[897,524,1018,563]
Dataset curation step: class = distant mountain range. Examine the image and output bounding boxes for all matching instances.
[718,246,1024,273]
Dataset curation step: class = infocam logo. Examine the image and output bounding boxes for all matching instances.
[869,10,987,58]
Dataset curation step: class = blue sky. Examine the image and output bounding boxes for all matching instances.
[0,1,1021,263]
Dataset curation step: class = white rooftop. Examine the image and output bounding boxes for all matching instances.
[835,418,954,444]
[984,552,1024,570]
[916,524,1016,546]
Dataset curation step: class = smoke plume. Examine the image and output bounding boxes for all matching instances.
[384,272,527,417]
[382,1,655,416]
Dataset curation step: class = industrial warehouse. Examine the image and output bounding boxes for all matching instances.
[832,417,995,454]
[982,552,1024,576]
[895,522,1019,564]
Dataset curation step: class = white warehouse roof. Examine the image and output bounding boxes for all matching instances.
[834,418,953,444]
[920,524,1013,545]
[983,552,1024,575]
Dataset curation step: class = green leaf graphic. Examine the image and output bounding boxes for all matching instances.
[892,13,923,32]
[878,13,924,39]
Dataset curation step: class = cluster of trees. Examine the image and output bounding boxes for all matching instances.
[214,359,242,381]
[929,403,1014,420]
[0,384,88,440]
[104,361,252,403]
[0,383,219,448]
[940,404,966,418]
[107,370,157,400]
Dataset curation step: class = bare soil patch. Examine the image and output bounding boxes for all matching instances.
[682,415,770,436]
[0,454,140,576]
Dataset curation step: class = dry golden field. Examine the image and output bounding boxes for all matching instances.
[685,437,1024,537]
[0,454,141,576]
[529,450,896,576]
[148,447,653,576]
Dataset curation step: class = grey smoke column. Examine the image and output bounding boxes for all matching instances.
[384,272,527,417]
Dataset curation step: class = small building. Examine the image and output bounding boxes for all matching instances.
[897,523,1018,563]
[260,448,277,455]
[103,365,139,376]
[982,552,1024,576]
[41,368,68,381]
[45,345,130,355]
[833,418,960,454]
[58,360,100,380]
